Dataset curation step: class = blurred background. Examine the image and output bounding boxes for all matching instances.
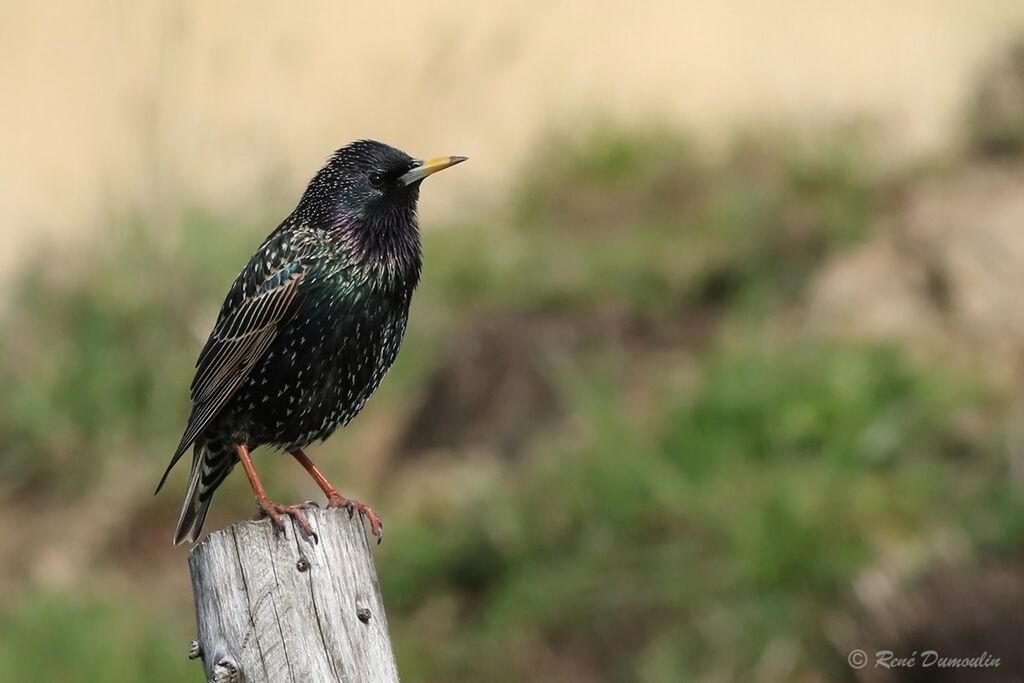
[4,2,1024,681]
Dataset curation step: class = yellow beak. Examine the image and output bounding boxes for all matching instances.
[398,155,468,186]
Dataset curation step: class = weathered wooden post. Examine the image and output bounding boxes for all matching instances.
[187,507,399,683]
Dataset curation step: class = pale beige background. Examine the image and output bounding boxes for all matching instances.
[2,1,1024,271]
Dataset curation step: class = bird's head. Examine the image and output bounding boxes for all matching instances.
[297,139,466,230]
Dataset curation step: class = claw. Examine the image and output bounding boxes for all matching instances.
[327,494,384,544]
[257,498,319,543]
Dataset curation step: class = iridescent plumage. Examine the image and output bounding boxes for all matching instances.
[156,140,465,544]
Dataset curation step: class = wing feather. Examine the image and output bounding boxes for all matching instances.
[155,229,318,495]
[190,272,302,402]
[177,325,278,453]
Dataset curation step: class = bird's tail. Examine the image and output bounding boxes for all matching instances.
[173,440,236,545]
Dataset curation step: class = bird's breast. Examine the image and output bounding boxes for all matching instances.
[234,278,412,448]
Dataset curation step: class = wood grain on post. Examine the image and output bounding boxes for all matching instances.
[187,507,399,683]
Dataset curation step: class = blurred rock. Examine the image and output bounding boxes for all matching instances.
[968,37,1024,158]
[809,162,1024,386]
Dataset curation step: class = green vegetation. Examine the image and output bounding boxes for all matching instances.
[382,341,1014,682]
[0,592,194,683]
[0,213,256,492]
[0,126,1017,682]
[422,127,882,319]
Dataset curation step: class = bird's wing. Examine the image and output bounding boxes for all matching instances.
[155,228,317,493]
[189,260,304,404]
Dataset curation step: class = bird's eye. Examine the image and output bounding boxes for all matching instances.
[368,172,386,188]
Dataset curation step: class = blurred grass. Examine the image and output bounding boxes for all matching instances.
[0,211,260,494]
[0,124,1018,682]
[382,341,1014,682]
[421,126,882,318]
[0,592,194,683]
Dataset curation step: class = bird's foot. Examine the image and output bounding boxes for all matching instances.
[257,497,318,543]
[327,493,383,544]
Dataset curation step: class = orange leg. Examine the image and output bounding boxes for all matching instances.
[290,448,383,543]
[235,443,318,541]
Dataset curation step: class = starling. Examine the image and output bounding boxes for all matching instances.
[156,140,466,545]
